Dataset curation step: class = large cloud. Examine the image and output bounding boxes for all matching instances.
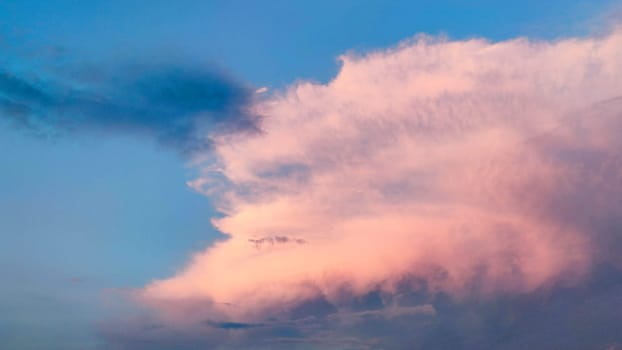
[112,27,622,348]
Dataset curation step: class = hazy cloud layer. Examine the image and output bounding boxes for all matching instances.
[0,62,258,154]
[104,27,622,348]
[103,266,622,349]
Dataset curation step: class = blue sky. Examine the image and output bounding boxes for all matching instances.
[1,1,620,349]
[1,0,615,85]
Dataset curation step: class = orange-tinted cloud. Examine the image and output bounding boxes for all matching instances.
[143,27,622,322]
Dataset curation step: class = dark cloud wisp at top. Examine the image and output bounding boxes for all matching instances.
[0,63,259,154]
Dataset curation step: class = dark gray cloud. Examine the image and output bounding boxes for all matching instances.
[206,321,264,330]
[248,235,307,249]
[0,62,259,155]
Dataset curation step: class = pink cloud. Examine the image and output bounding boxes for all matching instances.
[142,27,622,321]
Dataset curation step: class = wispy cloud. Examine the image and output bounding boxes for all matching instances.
[0,61,259,155]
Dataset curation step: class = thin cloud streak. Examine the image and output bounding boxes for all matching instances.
[0,62,260,155]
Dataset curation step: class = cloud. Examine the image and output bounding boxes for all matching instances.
[103,26,622,348]
[206,320,265,329]
[102,265,622,349]
[0,62,259,154]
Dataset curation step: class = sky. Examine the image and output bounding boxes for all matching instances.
[1,1,622,349]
